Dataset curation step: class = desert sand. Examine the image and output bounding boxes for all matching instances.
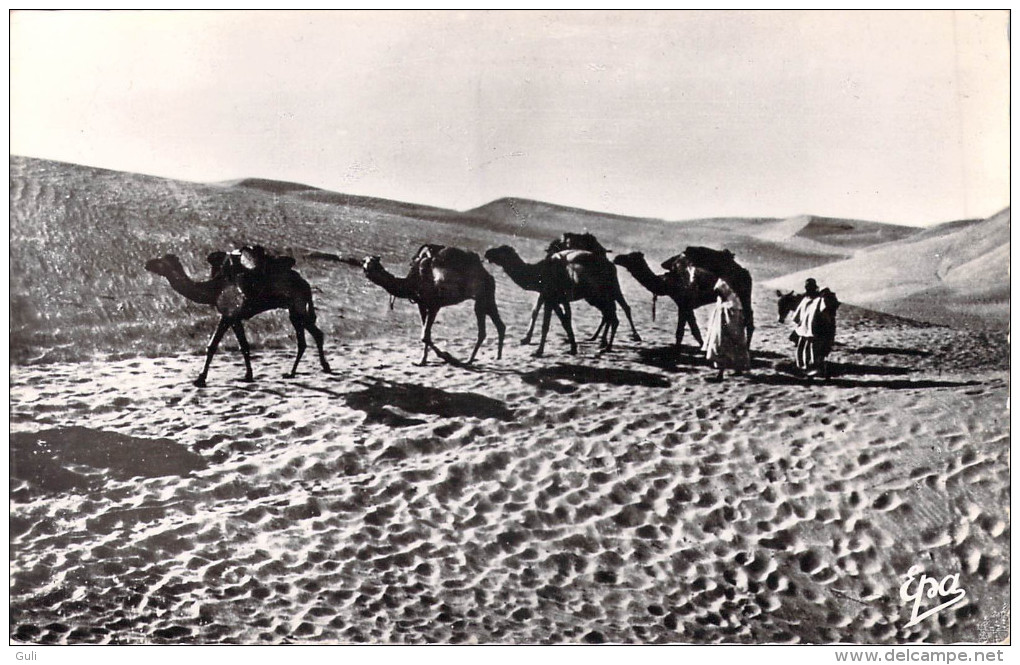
[9,157,1010,644]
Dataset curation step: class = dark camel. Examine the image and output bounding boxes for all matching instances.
[532,232,641,344]
[613,251,709,349]
[664,246,754,346]
[613,250,755,351]
[484,245,620,357]
[361,246,505,366]
[144,251,331,387]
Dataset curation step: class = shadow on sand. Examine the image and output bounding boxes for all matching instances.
[339,378,516,427]
[749,372,980,391]
[10,427,206,503]
[753,349,788,360]
[772,360,913,378]
[635,345,775,374]
[520,363,671,394]
[633,345,703,372]
[829,361,912,377]
[847,345,934,358]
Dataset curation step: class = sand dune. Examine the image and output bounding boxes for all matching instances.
[768,208,1010,329]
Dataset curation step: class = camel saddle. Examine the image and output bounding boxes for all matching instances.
[237,245,296,274]
[207,246,296,282]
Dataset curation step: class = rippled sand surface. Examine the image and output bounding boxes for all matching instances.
[9,316,1009,645]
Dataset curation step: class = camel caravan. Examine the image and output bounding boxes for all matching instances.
[146,234,838,386]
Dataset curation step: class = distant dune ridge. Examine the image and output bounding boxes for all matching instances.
[8,155,1010,645]
[753,213,920,248]
[768,208,1009,330]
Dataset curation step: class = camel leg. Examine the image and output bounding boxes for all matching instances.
[533,303,554,358]
[608,310,619,349]
[522,294,543,345]
[195,318,232,388]
[554,302,578,355]
[676,308,702,351]
[688,310,703,347]
[488,299,506,361]
[597,309,610,349]
[674,310,685,349]
[597,306,619,352]
[231,322,254,382]
[416,304,430,366]
[618,295,642,342]
[285,313,307,378]
[468,300,488,364]
[305,320,332,373]
[419,307,440,366]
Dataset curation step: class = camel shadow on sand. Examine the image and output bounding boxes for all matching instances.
[845,345,934,358]
[751,369,979,391]
[336,378,516,427]
[633,345,703,373]
[10,427,207,506]
[634,345,774,373]
[773,359,913,378]
[520,362,671,394]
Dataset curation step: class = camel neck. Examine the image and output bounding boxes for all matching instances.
[496,253,545,291]
[164,269,223,306]
[620,258,668,296]
[367,266,417,300]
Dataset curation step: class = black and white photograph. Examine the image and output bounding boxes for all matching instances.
[9,9,1010,652]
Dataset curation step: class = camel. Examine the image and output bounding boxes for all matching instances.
[144,251,331,387]
[664,246,754,345]
[507,233,641,345]
[484,245,620,357]
[613,249,755,351]
[613,251,709,350]
[361,246,505,366]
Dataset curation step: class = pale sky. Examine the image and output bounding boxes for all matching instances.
[10,10,1010,226]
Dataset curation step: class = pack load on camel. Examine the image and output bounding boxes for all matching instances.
[208,245,297,281]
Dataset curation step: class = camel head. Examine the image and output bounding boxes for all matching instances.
[483,245,519,266]
[612,251,646,269]
[362,255,385,276]
[144,254,184,278]
[776,290,799,323]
